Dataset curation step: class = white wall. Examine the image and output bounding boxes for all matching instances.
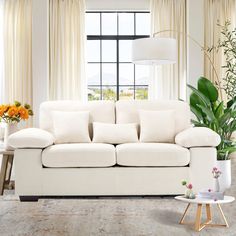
[187,0,204,88]
[32,0,49,127]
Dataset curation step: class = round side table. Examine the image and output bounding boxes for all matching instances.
[175,195,235,232]
[0,149,14,195]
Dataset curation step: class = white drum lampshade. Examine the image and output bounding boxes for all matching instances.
[132,37,177,65]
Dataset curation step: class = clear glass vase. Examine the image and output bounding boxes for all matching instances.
[4,123,18,150]
[185,189,195,199]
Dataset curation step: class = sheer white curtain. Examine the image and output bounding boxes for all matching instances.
[149,0,187,100]
[0,0,4,104]
[49,0,87,100]
[4,0,32,104]
[204,0,236,101]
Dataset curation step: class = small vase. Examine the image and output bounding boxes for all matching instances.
[213,178,220,192]
[217,160,231,191]
[4,123,18,150]
[185,189,195,199]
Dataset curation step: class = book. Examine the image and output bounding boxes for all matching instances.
[198,189,225,200]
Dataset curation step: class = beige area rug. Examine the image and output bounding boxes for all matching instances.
[0,160,236,236]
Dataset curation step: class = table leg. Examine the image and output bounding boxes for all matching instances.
[179,203,191,224]
[206,204,212,224]
[217,204,229,227]
[195,204,202,231]
[0,154,9,195]
[4,155,14,187]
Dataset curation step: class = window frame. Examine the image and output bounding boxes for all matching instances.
[86,11,150,101]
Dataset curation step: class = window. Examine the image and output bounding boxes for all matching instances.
[86,12,150,101]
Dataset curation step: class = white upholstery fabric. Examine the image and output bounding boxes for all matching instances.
[14,147,215,195]
[15,148,190,195]
[8,128,54,149]
[190,147,217,192]
[12,100,219,196]
[93,122,138,144]
[42,143,116,167]
[116,100,191,135]
[139,110,175,142]
[52,111,91,144]
[40,101,115,135]
[175,127,221,147]
[116,143,190,167]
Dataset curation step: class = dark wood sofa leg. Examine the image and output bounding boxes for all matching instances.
[19,196,39,202]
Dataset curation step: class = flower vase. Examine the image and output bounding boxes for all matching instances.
[185,189,195,199]
[4,123,18,150]
[213,178,220,192]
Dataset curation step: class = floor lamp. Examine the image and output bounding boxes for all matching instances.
[132,31,223,100]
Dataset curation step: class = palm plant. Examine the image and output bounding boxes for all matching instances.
[188,77,236,160]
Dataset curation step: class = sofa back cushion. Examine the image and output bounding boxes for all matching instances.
[40,101,115,138]
[116,100,191,136]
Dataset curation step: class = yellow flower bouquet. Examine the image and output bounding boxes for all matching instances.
[0,101,33,123]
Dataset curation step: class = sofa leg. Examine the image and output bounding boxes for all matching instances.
[19,196,39,202]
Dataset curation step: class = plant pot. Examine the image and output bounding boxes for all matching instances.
[216,160,231,191]
[4,123,18,150]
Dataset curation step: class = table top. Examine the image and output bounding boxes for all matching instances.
[175,195,235,204]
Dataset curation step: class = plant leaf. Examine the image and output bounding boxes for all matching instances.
[187,84,211,107]
[215,101,224,118]
[197,77,219,102]
[197,104,216,122]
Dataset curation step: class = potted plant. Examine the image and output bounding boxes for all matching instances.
[188,77,236,191]
[188,21,236,191]
[0,101,33,150]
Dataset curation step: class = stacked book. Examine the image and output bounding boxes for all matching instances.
[198,189,224,200]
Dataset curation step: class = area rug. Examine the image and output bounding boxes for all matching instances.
[0,159,235,236]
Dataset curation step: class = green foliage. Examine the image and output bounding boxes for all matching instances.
[103,88,116,101]
[188,77,236,160]
[88,87,148,101]
[14,101,21,107]
[207,21,236,100]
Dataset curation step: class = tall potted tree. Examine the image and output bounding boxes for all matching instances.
[188,21,236,191]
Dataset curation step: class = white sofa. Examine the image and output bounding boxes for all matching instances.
[9,100,220,201]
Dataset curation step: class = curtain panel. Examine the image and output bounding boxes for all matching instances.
[0,0,4,104]
[49,0,87,100]
[204,0,236,101]
[4,0,32,105]
[149,0,187,100]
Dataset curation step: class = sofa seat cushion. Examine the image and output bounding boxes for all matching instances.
[116,143,190,167]
[42,144,116,167]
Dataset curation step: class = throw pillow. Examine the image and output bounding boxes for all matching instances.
[139,109,175,142]
[52,111,91,144]
[92,122,138,144]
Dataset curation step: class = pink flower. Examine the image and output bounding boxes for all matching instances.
[213,167,218,171]
[187,183,193,189]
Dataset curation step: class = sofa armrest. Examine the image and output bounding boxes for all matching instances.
[190,147,217,192]
[8,128,55,149]
[175,127,221,148]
